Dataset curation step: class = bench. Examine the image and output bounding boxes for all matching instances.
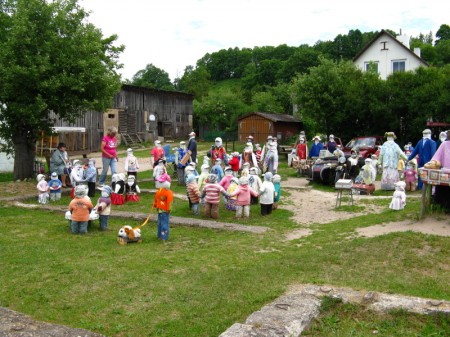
[278,145,293,159]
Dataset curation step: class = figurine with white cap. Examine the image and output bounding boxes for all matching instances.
[407,128,437,190]
[95,185,112,231]
[124,148,139,178]
[389,181,406,210]
[111,172,126,205]
[125,175,140,202]
[68,184,93,234]
[151,140,165,167]
[208,137,228,166]
[309,136,324,158]
[48,172,62,201]
[186,131,197,163]
[36,174,49,204]
[175,140,188,185]
[259,172,275,216]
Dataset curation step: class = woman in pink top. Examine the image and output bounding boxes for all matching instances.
[99,127,118,185]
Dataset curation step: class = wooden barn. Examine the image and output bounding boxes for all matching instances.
[113,84,194,144]
[238,112,302,145]
[38,85,194,155]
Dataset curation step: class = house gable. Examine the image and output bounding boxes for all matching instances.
[353,30,428,80]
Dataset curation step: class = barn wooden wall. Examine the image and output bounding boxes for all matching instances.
[113,85,193,141]
[49,110,103,153]
[44,85,193,153]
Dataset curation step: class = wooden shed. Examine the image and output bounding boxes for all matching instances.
[238,112,302,145]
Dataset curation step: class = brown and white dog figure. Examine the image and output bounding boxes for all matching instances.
[117,225,142,244]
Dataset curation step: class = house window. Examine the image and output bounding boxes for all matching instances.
[364,61,379,74]
[392,60,406,73]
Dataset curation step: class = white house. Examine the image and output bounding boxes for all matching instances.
[353,30,428,80]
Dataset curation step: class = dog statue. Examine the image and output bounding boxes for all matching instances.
[117,225,142,245]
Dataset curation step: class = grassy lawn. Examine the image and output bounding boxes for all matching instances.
[0,146,449,336]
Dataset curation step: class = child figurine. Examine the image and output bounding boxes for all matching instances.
[112,173,126,205]
[219,166,234,192]
[153,158,167,188]
[175,141,188,185]
[186,173,201,215]
[225,177,239,211]
[357,158,377,185]
[197,163,210,191]
[124,148,139,178]
[201,173,229,219]
[188,161,199,177]
[389,181,406,210]
[403,162,418,192]
[48,172,62,201]
[36,174,49,204]
[83,158,97,198]
[211,158,224,182]
[125,175,140,202]
[259,172,275,216]
[241,162,250,177]
[153,175,174,241]
[254,144,262,168]
[228,176,258,218]
[272,174,282,210]
[248,167,263,205]
[347,151,360,181]
[69,185,93,234]
[228,152,240,177]
[69,160,84,198]
[95,185,112,231]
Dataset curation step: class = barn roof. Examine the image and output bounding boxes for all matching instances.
[121,84,194,99]
[238,112,302,123]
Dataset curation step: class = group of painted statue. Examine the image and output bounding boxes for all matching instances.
[288,129,449,212]
[381,129,449,212]
[154,133,282,220]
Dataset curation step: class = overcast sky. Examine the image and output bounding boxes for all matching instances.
[80,0,449,82]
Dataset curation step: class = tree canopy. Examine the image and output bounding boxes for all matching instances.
[0,0,124,180]
[131,63,174,90]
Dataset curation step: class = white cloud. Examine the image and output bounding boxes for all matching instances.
[81,0,449,81]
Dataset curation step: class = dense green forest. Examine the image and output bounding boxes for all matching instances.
[130,26,450,145]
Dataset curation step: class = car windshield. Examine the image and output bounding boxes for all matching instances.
[353,137,375,148]
[345,139,356,148]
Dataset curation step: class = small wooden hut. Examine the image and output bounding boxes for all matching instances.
[238,112,302,145]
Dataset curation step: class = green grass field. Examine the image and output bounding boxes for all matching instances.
[0,149,449,337]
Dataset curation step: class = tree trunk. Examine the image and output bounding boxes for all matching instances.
[13,134,36,181]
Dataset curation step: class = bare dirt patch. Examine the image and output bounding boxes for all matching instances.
[281,177,450,239]
[280,177,384,225]
[355,218,450,238]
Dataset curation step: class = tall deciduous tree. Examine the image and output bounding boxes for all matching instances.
[176,65,211,101]
[0,0,123,180]
[131,63,174,90]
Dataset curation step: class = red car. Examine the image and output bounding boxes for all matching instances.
[343,136,384,166]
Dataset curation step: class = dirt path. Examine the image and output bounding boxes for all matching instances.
[280,177,450,240]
